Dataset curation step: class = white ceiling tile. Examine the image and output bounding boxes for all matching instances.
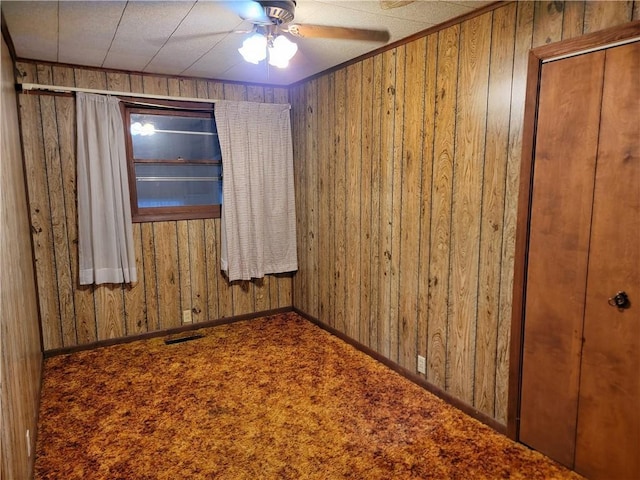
[1,1,59,62]
[102,1,198,71]
[180,31,253,79]
[58,1,127,66]
[145,1,247,75]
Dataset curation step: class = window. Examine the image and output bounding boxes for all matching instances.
[124,103,222,222]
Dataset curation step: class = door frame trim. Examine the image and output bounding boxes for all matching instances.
[507,20,640,441]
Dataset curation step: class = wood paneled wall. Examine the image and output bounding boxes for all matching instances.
[17,62,293,352]
[290,0,638,424]
[1,36,42,479]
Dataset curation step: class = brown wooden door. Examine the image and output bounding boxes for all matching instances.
[519,40,639,479]
[573,41,640,480]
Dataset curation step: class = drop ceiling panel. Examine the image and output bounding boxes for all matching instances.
[180,31,258,80]
[1,1,58,62]
[144,1,247,76]
[102,1,197,72]
[58,1,127,66]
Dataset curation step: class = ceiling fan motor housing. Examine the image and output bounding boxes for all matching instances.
[258,1,296,25]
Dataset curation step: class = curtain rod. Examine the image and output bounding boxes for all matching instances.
[19,82,291,109]
[20,82,219,104]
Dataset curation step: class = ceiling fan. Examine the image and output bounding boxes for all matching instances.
[226,0,392,68]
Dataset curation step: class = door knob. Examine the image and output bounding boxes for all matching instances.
[608,291,630,309]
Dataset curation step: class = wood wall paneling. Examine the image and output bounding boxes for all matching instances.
[416,33,438,380]
[359,57,374,347]
[499,0,535,426]
[583,0,633,33]
[389,45,405,365]
[449,11,492,405]
[298,78,315,317]
[155,221,181,330]
[189,220,208,323]
[204,219,220,320]
[368,55,383,349]
[125,223,147,335]
[533,1,564,46]
[428,24,459,391]
[177,219,192,322]
[333,68,347,335]
[345,63,362,342]
[316,74,331,329]
[398,38,425,373]
[37,65,77,347]
[475,2,517,419]
[18,64,294,352]
[290,0,636,425]
[292,84,306,312]
[377,48,397,360]
[20,63,63,351]
[215,218,235,317]
[1,35,42,480]
[561,1,586,39]
[306,80,319,320]
[141,222,160,331]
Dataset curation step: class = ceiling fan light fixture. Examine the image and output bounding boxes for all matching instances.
[238,33,268,64]
[268,35,298,68]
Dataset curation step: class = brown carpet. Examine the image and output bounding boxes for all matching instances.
[35,312,582,479]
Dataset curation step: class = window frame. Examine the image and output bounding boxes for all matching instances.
[122,100,222,223]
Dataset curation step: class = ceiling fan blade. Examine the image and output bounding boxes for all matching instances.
[285,24,390,42]
[167,30,252,43]
[380,0,415,9]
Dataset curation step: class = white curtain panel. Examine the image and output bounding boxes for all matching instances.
[215,100,298,282]
[76,92,137,285]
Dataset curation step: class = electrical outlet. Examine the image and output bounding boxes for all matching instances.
[182,309,192,324]
[417,355,426,374]
[26,429,31,458]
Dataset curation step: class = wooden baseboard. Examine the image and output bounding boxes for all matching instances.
[293,307,507,435]
[43,307,293,358]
